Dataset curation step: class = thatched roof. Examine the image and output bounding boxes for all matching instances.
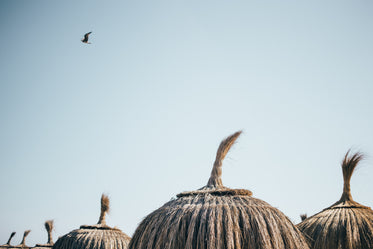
[0,232,16,249]
[52,194,131,249]
[33,220,54,249]
[297,150,373,249]
[129,131,310,249]
[11,230,31,249]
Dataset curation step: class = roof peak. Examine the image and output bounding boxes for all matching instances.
[97,194,110,225]
[206,131,242,188]
[338,150,364,203]
[178,131,252,197]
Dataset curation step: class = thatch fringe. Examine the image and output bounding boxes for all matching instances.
[6,232,16,245]
[207,131,242,188]
[97,194,110,225]
[300,214,307,221]
[297,149,373,249]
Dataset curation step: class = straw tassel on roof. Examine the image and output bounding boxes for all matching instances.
[33,220,54,249]
[300,214,307,222]
[0,232,16,249]
[11,230,31,249]
[52,194,130,249]
[129,131,310,249]
[297,150,373,249]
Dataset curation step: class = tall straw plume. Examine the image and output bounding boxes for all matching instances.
[98,194,110,225]
[20,230,31,245]
[339,150,364,202]
[207,131,242,188]
[45,220,54,244]
[6,232,16,245]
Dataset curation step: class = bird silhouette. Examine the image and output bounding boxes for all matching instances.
[81,32,92,44]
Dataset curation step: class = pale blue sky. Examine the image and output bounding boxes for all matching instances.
[1,0,373,245]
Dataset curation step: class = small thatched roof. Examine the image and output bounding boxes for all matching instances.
[52,194,131,249]
[33,220,54,249]
[297,150,373,249]
[11,230,31,249]
[129,131,310,249]
[0,232,16,249]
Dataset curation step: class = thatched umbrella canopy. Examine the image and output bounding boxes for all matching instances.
[297,150,373,249]
[33,220,54,249]
[53,194,131,249]
[129,131,310,249]
[11,230,31,249]
[0,232,16,249]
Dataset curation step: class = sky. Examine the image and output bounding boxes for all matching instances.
[1,0,373,245]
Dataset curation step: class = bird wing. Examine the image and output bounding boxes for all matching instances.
[84,32,92,40]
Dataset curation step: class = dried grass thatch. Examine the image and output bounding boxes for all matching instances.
[297,150,373,249]
[52,194,130,249]
[0,232,16,249]
[129,131,310,249]
[33,220,54,249]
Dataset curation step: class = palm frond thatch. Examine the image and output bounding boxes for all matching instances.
[53,194,130,249]
[297,150,373,249]
[129,131,310,249]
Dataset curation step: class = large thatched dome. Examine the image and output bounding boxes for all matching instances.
[53,195,131,249]
[129,131,310,249]
[33,220,54,249]
[297,150,373,249]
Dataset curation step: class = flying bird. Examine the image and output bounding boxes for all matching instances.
[81,32,92,44]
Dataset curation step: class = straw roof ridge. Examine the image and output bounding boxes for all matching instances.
[297,150,373,249]
[177,188,252,197]
[129,131,311,249]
